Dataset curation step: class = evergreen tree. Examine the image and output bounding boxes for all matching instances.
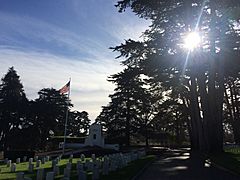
[224,77,240,144]
[33,88,71,149]
[0,67,28,150]
[113,0,240,153]
[97,67,153,145]
[68,110,91,137]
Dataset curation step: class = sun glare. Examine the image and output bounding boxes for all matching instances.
[184,32,201,50]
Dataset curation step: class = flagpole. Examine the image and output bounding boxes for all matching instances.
[62,78,71,155]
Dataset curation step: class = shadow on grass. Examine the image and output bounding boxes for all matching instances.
[210,151,240,175]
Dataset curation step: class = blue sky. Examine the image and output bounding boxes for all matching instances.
[0,0,149,120]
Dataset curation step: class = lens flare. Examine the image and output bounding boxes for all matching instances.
[184,32,201,50]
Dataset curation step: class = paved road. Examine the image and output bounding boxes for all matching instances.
[137,149,240,180]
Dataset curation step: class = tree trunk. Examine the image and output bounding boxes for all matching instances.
[228,80,240,144]
[189,70,204,151]
[126,100,130,146]
[197,68,210,152]
[145,117,149,147]
[207,1,223,153]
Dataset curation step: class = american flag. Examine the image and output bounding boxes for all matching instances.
[59,81,70,94]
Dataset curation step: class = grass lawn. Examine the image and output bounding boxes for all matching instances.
[100,155,156,180]
[209,147,240,175]
[0,158,91,180]
[0,155,156,180]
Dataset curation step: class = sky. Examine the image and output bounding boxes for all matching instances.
[0,0,149,121]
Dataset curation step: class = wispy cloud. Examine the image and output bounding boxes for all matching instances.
[0,48,121,120]
[102,14,149,42]
[0,2,149,121]
[70,0,149,43]
[0,11,114,60]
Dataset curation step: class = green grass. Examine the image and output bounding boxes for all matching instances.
[0,155,156,180]
[0,158,91,180]
[100,155,156,180]
[209,147,240,174]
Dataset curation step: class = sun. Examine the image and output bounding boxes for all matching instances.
[184,32,201,50]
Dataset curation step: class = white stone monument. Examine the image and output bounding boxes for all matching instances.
[63,123,119,150]
[84,123,104,147]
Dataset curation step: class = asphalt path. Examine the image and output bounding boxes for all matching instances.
[137,149,240,180]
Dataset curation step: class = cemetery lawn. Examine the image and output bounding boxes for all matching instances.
[0,155,156,180]
[100,155,156,180]
[209,147,240,175]
[0,158,91,180]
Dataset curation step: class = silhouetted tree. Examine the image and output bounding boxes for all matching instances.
[0,67,28,150]
[32,88,71,149]
[97,67,153,146]
[68,110,91,137]
[113,0,240,153]
[224,77,240,144]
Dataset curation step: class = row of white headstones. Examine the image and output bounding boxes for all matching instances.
[3,149,146,180]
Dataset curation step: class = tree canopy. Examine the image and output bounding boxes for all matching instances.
[97,0,240,153]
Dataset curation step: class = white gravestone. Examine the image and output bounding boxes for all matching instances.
[28,163,34,173]
[23,156,27,162]
[16,172,24,180]
[16,158,21,164]
[36,160,41,168]
[10,163,16,172]
[64,168,71,178]
[53,165,60,176]
[42,157,45,164]
[36,168,44,180]
[46,172,54,180]
[102,159,109,175]
[46,156,50,162]
[7,160,11,167]
[51,160,57,168]
[92,166,99,180]
[66,162,72,170]
[77,161,83,171]
[34,156,38,162]
[4,158,8,164]
[78,170,87,180]
[29,158,33,164]
[87,161,93,171]
[81,154,85,161]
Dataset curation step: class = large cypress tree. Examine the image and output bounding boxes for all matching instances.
[113,0,240,153]
[32,88,71,149]
[0,67,28,150]
[97,67,152,146]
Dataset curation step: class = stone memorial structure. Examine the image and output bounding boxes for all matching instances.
[62,123,119,150]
